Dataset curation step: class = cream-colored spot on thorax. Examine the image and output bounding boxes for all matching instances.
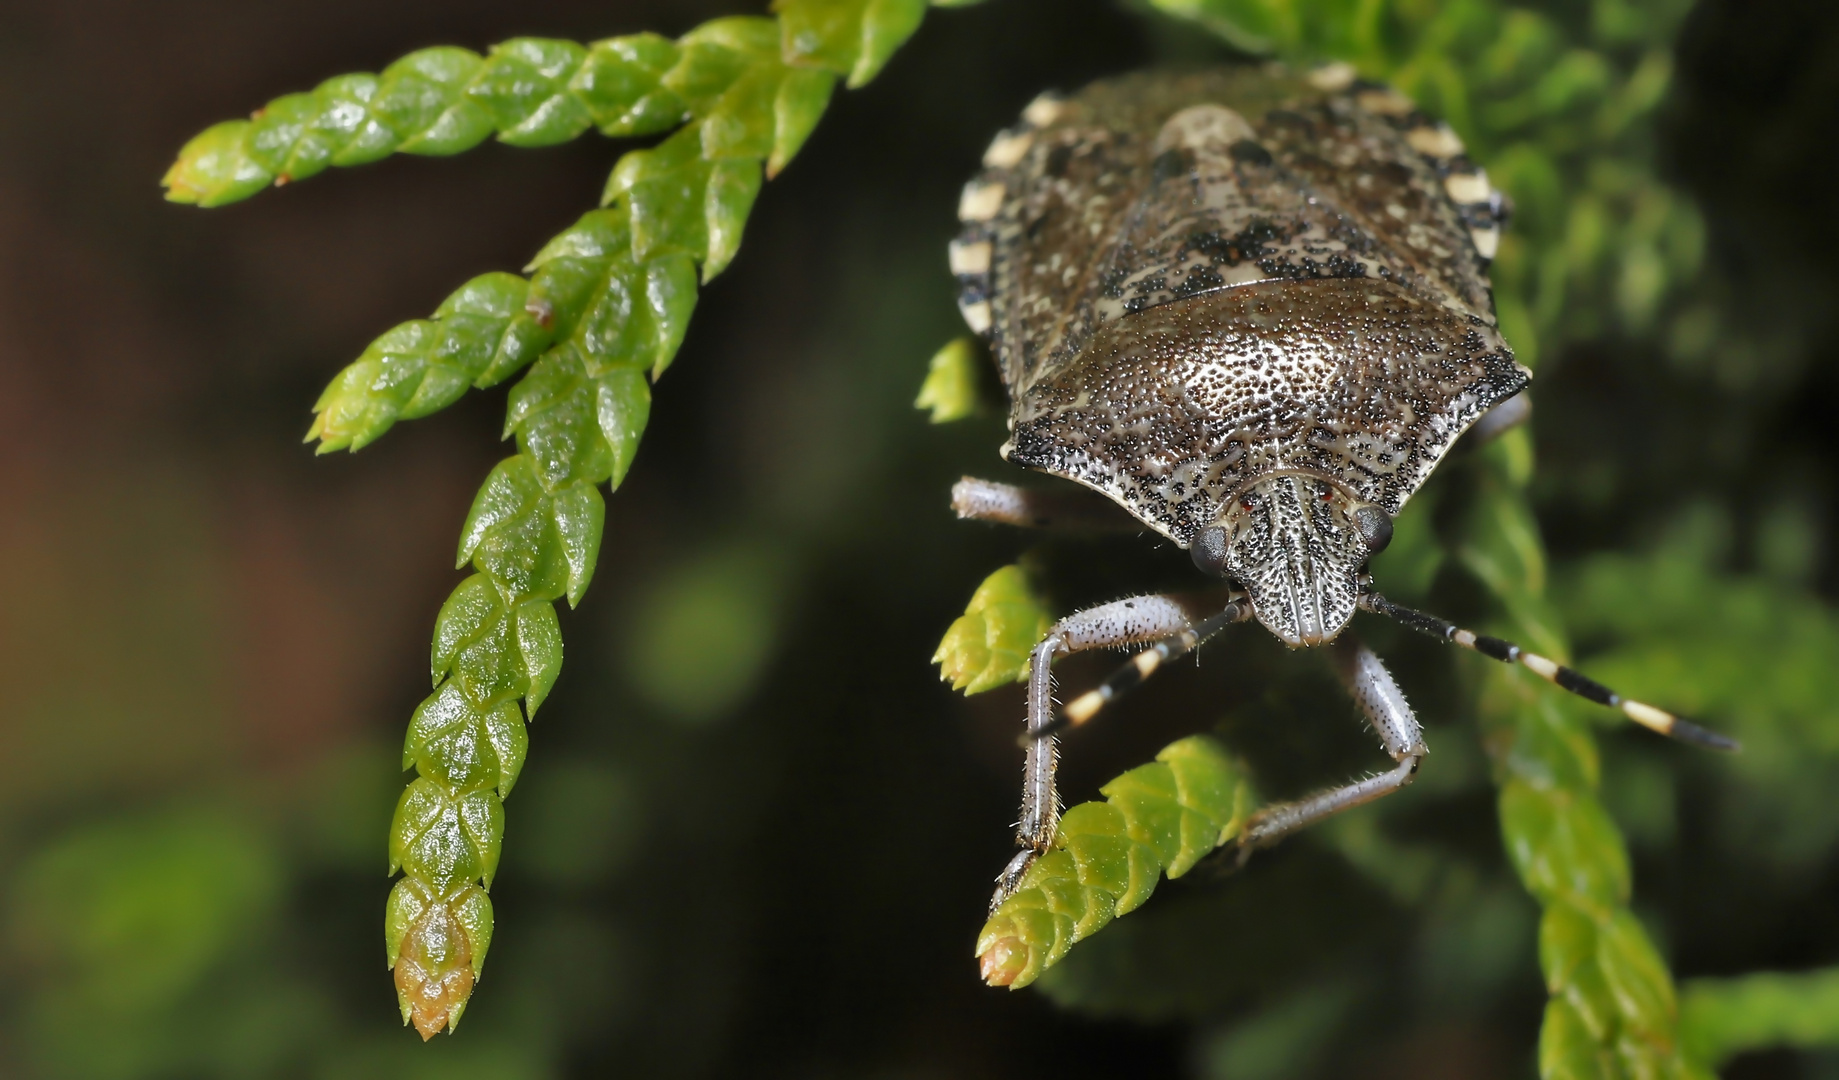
[1176,336,1344,424]
[1153,104,1258,156]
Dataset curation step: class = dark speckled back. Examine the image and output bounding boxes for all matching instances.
[949,65,1529,547]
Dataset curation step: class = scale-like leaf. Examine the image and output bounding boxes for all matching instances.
[933,564,1052,694]
[389,779,504,892]
[404,682,529,796]
[914,337,982,423]
[514,599,564,717]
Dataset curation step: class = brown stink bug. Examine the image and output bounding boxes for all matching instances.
[945,65,1737,904]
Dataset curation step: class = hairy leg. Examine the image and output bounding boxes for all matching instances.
[1031,598,1251,743]
[1239,640,1428,850]
[1461,392,1531,448]
[951,476,1141,531]
[994,592,1236,905]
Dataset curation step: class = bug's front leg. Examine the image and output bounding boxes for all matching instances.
[995,593,1214,907]
[1238,639,1428,851]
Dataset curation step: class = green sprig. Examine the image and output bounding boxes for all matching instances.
[1459,436,1706,1080]
[933,564,1053,694]
[976,737,1256,989]
[914,336,984,423]
[306,273,554,453]
[168,0,956,1037]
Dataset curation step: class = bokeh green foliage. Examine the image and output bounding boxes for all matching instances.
[162,0,968,1036]
[9,808,290,1080]
[913,336,986,423]
[1681,969,1839,1069]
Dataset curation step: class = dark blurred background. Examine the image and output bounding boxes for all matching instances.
[0,0,1835,1077]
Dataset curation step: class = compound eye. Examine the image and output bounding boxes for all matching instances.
[1352,504,1394,555]
[1191,525,1229,577]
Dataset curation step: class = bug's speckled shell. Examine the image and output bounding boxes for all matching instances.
[952,66,1530,547]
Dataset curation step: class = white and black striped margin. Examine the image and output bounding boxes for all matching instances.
[950,92,1067,344]
[1359,592,1738,751]
[1025,601,1253,746]
[1314,65,1510,265]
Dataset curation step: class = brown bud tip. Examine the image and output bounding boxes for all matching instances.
[977,933,1027,987]
[395,953,473,1039]
[393,902,476,1038]
[273,174,291,187]
[524,297,555,330]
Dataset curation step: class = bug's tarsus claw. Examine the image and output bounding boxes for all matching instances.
[990,848,1040,912]
[1188,836,1258,881]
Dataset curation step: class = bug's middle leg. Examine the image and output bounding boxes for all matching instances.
[995,593,1223,906]
[1239,640,1428,851]
[1460,391,1531,448]
[951,476,1141,532]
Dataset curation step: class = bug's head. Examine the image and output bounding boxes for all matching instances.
[1189,473,1393,647]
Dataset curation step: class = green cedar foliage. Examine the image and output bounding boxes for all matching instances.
[164,0,972,1038]
[976,737,1257,989]
[913,336,986,423]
